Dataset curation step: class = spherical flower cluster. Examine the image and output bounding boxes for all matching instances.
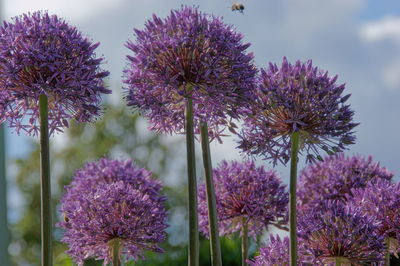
[58,158,167,265]
[349,179,400,256]
[198,160,288,238]
[124,6,257,142]
[298,201,384,265]
[249,235,311,266]
[62,158,163,203]
[0,11,110,136]
[238,57,358,165]
[298,154,393,210]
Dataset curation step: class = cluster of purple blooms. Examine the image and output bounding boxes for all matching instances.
[249,235,293,265]
[58,158,167,264]
[0,11,110,136]
[298,201,384,265]
[252,155,398,265]
[349,180,400,256]
[298,153,394,210]
[1,5,399,266]
[249,235,313,266]
[123,6,257,142]
[198,160,288,238]
[238,57,358,165]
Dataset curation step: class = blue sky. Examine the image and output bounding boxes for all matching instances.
[360,0,400,19]
[4,0,400,181]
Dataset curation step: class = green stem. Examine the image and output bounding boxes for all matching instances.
[39,94,52,266]
[110,238,121,266]
[186,97,199,266]
[385,237,390,266]
[200,121,222,266]
[289,131,300,266]
[335,257,340,266]
[0,125,10,265]
[241,219,248,266]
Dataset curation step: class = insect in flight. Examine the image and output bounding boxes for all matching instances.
[231,2,245,14]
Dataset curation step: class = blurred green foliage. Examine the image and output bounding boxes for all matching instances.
[10,103,248,265]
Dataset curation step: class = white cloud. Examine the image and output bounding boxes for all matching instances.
[358,16,400,90]
[4,0,125,22]
[360,16,400,42]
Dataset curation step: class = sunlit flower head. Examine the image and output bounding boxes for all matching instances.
[238,57,358,165]
[198,160,288,238]
[124,6,257,142]
[0,11,110,136]
[58,158,167,265]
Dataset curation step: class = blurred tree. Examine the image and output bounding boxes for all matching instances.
[9,103,246,265]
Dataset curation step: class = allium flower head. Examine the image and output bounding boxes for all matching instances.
[298,154,393,210]
[249,235,311,266]
[124,6,257,142]
[198,160,288,237]
[238,57,358,165]
[349,179,400,256]
[62,158,163,202]
[0,11,110,135]
[298,201,384,265]
[58,158,167,265]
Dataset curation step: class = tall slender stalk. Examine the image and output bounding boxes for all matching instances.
[241,219,248,266]
[385,237,390,266]
[186,97,199,266]
[110,238,121,266]
[289,131,300,266]
[0,5,9,265]
[0,125,10,265]
[200,121,222,266]
[39,94,52,266]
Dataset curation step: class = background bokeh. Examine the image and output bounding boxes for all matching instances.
[1,0,399,265]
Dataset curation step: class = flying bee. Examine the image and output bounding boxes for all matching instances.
[231,2,245,14]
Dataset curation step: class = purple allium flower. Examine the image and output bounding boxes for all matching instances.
[58,158,167,265]
[298,154,393,210]
[238,57,358,165]
[298,201,384,265]
[62,158,163,203]
[0,11,110,136]
[124,6,257,142]
[248,235,311,266]
[249,235,289,266]
[349,179,400,256]
[198,160,288,237]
